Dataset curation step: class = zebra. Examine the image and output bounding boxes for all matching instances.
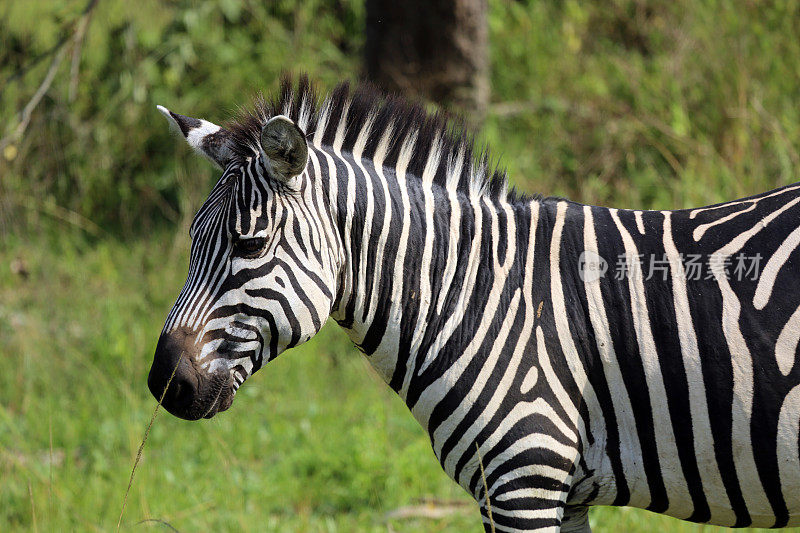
[148,75,800,532]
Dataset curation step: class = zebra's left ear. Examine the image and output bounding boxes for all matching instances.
[260,115,308,181]
[157,105,234,170]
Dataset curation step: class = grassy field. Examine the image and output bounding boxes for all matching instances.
[3,0,800,531]
[2,233,799,532]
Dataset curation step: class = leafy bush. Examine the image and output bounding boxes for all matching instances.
[486,0,800,209]
[1,0,364,234]
[2,0,799,232]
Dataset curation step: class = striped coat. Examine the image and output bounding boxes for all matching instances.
[148,77,800,531]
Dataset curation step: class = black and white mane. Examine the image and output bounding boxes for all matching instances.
[226,75,527,202]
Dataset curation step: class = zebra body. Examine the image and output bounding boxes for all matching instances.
[148,78,800,531]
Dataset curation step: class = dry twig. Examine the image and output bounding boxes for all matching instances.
[476,442,496,533]
[385,499,472,520]
[0,46,67,153]
[0,0,99,151]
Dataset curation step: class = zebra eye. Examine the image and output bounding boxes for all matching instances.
[233,237,266,258]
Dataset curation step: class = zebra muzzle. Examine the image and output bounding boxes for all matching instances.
[148,326,235,420]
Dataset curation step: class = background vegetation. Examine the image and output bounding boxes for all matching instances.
[1,0,799,531]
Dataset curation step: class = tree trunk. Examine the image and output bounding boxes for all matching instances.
[364,0,489,119]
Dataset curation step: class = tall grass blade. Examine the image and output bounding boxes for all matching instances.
[117,352,183,531]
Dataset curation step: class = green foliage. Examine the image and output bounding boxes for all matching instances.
[1,0,364,234]
[485,0,800,209]
[3,0,800,233]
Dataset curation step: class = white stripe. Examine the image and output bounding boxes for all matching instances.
[357,126,396,379]
[436,188,462,315]
[490,506,563,520]
[534,325,579,445]
[520,366,538,395]
[775,305,800,376]
[609,207,692,519]
[663,210,734,525]
[689,183,800,219]
[330,125,358,318]
[693,202,756,241]
[753,223,800,310]
[635,210,645,234]
[489,465,570,498]
[409,136,442,358]
[311,98,332,147]
[390,132,418,396]
[437,202,538,487]
[410,197,483,385]
[709,195,800,518]
[549,202,602,452]
[494,488,566,503]
[350,125,377,330]
[331,101,350,153]
[777,385,800,517]
[434,290,521,474]
[582,205,649,508]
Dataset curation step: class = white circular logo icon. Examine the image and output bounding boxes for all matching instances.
[578,250,608,282]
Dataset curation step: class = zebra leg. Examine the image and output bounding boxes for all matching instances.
[560,506,591,532]
[479,504,591,533]
[474,444,586,531]
[478,498,571,532]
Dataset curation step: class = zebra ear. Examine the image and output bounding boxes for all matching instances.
[157,105,234,170]
[260,115,308,181]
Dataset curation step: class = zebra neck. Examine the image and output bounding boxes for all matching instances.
[320,147,546,399]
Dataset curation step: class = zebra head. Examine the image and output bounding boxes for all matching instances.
[148,105,338,420]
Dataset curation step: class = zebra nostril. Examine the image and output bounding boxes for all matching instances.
[155,371,199,417]
[149,326,204,418]
[165,376,196,409]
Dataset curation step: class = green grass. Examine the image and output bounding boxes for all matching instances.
[2,231,798,532]
[0,229,476,531]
